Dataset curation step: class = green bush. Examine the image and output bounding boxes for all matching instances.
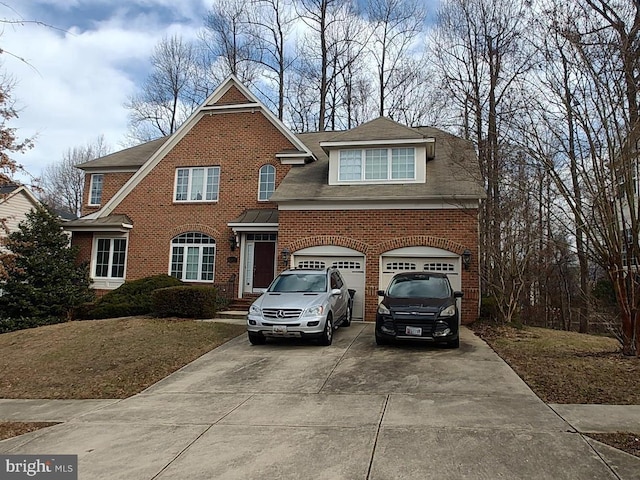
[79,275,184,319]
[480,295,499,321]
[152,286,220,318]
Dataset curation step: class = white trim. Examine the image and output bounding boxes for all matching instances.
[173,166,220,203]
[277,199,481,210]
[201,103,262,111]
[320,138,434,147]
[278,158,307,165]
[168,233,217,283]
[96,75,314,218]
[229,223,278,231]
[295,246,364,256]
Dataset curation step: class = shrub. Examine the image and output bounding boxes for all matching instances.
[79,275,183,319]
[480,295,499,321]
[152,286,220,318]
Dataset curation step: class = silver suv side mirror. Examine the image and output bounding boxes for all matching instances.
[331,288,342,296]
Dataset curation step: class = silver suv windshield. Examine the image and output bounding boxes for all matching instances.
[387,275,451,299]
[268,273,327,293]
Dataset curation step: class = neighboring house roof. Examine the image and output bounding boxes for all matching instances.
[64,214,133,232]
[76,137,169,171]
[0,183,41,207]
[271,122,485,203]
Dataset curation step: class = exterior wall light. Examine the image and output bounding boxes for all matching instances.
[281,247,290,267]
[462,249,472,271]
[229,234,238,252]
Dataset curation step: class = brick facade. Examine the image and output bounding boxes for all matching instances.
[278,209,480,324]
[82,172,135,215]
[86,110,295,285]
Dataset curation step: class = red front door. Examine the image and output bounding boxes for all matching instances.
[253,242,276,289]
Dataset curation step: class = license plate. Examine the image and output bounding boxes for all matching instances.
[272,325,288,334]
[405,326,422,336]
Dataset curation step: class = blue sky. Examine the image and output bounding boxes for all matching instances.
[2,0,440,182]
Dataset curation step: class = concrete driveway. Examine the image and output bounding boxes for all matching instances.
[1,324,638,479]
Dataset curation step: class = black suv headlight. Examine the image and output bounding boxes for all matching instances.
[439,305,456,317]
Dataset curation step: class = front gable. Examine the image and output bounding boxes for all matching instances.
[97,75,314,218]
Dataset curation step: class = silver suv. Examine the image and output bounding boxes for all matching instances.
[247,267,352,346]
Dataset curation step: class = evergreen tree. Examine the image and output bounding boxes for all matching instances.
[0,207,93,322]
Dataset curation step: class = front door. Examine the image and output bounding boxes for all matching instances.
[253,242,276,289]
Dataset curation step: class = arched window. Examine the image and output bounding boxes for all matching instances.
[170,232,216,282]
[258,164,276,201]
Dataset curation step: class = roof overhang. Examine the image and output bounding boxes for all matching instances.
[63,214,133,233]
[228,209,279,232]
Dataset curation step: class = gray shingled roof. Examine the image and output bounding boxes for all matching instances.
[64,214,133,230]
[0,183,19,195]
[271,121,485,202]
[230,209,279,224]
[324,117,426,143]
[76,137,168,170]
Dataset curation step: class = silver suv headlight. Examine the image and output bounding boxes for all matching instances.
[440,305,456,317]
[305,305,324,317]
[249,304,262,315]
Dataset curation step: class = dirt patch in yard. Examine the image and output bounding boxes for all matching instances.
[0,422,58,441]
[586,432,640,458]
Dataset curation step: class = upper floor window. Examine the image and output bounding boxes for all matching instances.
[258,164,276,201]
[174,167,220,202]
[89,174,103,205]
[94,237,126,279]
[338,148,415,182]
[170,232,216,282]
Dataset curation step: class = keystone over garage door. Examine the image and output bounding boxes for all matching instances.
[293,246,365,321]
[380,246,461,292]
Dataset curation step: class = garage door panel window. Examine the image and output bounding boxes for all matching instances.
[332,261,362,270]
[297,260,326,269]
[424,262,455,272]
[385,262,416,271]
[170,233,216,282]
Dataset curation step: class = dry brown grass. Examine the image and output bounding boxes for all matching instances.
[0,318,245,399]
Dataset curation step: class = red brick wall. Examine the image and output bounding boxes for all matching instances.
[102,111,296,285]
[278,209,480,324]
[81,172,135,217]
[218,85,251,105]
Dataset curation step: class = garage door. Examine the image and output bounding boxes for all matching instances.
[293,247,365,320]
[380,247,461,292]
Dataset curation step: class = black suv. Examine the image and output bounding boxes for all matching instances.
[375,272,463,348]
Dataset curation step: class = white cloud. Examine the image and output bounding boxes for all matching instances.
[0,2,205,182]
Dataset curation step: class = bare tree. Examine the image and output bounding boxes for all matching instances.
[200,0,260,85]
[366,0,426,118]
[125,35,199,142]
[40,136,109,218]
[522,0,640,355]
[295,0,366,130]
[430,0,535,317]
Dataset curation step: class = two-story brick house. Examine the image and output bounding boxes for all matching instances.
[66,76,485,323]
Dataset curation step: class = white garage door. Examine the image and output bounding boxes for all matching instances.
[380,247,461,292]
[294,247,365,321]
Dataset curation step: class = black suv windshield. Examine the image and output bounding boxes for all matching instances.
[387,275,451,299]
[269,273,327,293]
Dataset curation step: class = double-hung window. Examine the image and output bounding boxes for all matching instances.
[174,167,220,202]
[94,237,127,279]
[89,174,104,205]
[170,232,216,282]
[338,148,415,182]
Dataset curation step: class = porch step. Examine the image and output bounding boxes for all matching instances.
[216,310,248,320]
[228,297,256,310]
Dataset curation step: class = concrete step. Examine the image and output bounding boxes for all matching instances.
[216,310,248,320]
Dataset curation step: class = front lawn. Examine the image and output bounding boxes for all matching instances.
[0,317,245,399]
